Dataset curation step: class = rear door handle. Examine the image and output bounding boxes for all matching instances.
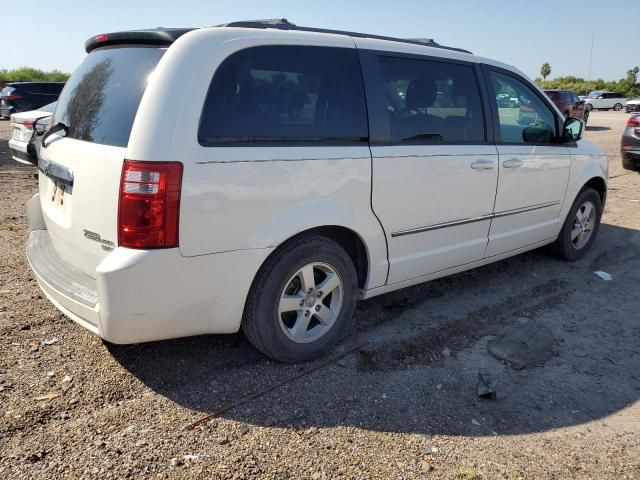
[470,159,495,170]
[503,158,524,168]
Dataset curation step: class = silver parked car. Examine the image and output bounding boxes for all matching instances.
[584,91,627,111]
[622,114,640,172]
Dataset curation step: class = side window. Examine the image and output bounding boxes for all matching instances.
[489,71,556,144]
[25,84,42,94]
[571,93,580,103]
[43,84,62,94]
[198,46,368,144]
[377,56,485,143]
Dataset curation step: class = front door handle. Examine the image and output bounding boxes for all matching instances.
[470,159,495,170]
[503,158,524,168]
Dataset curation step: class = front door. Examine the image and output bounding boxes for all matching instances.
[484,68,571,257]
[362,52,499,284]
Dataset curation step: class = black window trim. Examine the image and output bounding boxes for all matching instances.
[481,64,564,147]
[197,44,371,148]
[359,48,493,147]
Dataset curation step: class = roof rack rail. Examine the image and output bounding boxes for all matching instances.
[218,19,472,55]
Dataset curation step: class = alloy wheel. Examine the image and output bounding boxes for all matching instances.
[570,201,596,250]
[277,262,344,343]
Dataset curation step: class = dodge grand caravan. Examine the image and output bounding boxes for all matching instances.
[26,20,608,363]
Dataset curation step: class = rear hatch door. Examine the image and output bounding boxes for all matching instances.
[39,46,165,277]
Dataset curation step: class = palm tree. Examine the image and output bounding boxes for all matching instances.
[540,63,551,82]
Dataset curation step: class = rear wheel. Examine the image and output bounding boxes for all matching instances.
[548,187,602,261]
[613,103,623,111]
[242,235,358,363]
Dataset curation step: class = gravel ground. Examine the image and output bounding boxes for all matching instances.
[1,111,639,479]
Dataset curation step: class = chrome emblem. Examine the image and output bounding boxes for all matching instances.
[83,229,115,252]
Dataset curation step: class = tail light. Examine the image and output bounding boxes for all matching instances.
[2,94,22,100]
[22,120,34,128]
[118,160,183,249]
[627,116,640,127]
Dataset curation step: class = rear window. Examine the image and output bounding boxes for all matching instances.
[198,45,368,145]
[52,47,164,147]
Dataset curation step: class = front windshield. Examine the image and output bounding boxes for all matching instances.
[587,92,601,99]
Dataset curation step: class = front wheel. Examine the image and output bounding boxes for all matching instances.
[585,103,593,112]
[548,187,602,261]
[583,110,589,125]
[242,235,358,363]
[613,103,623,111]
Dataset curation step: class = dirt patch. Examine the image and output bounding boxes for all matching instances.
[487,319,556,370]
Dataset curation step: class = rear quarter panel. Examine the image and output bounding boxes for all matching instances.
[126,29,389,289]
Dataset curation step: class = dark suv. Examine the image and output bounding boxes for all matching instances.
[0,82,65,118]
[544,89,588,124]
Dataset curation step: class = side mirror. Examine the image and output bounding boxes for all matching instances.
[563,117,584,142]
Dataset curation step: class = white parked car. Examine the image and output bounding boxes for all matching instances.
[26,21,608,362]
[8,102,55,165]
[625,97,640,113]
[584,91,627,111]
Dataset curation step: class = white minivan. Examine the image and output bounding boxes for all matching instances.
[26,21,608,362]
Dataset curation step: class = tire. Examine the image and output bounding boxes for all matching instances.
[585,103,593,112]
[613,103,622,111]
[242,235,358,363]
[583,110,589,125]
[548,187,602,261]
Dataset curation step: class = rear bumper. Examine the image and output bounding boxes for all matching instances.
[26,194,272,344]
[9,138,37,165]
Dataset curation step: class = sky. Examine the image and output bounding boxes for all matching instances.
[2,0,639,81]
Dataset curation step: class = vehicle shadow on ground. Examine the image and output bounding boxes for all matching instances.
[108,223,640,436]
[585,126,611,132]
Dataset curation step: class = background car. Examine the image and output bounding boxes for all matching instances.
[622,114,640,172]
[625,97,640,113]
[544,89,588,124]
[0,82,64,118]
[8,102,55,165]
[584,91,627,111]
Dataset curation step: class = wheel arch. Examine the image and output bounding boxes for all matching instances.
[262,225,371,290]
[583,176,607,206]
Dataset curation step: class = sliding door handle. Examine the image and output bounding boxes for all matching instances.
[503,158,524,168]
[470,159,495,170]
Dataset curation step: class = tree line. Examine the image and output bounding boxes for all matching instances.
[535,63,640,98]
[0,67,70,84]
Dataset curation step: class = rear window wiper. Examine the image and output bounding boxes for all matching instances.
[42,121,69,148]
